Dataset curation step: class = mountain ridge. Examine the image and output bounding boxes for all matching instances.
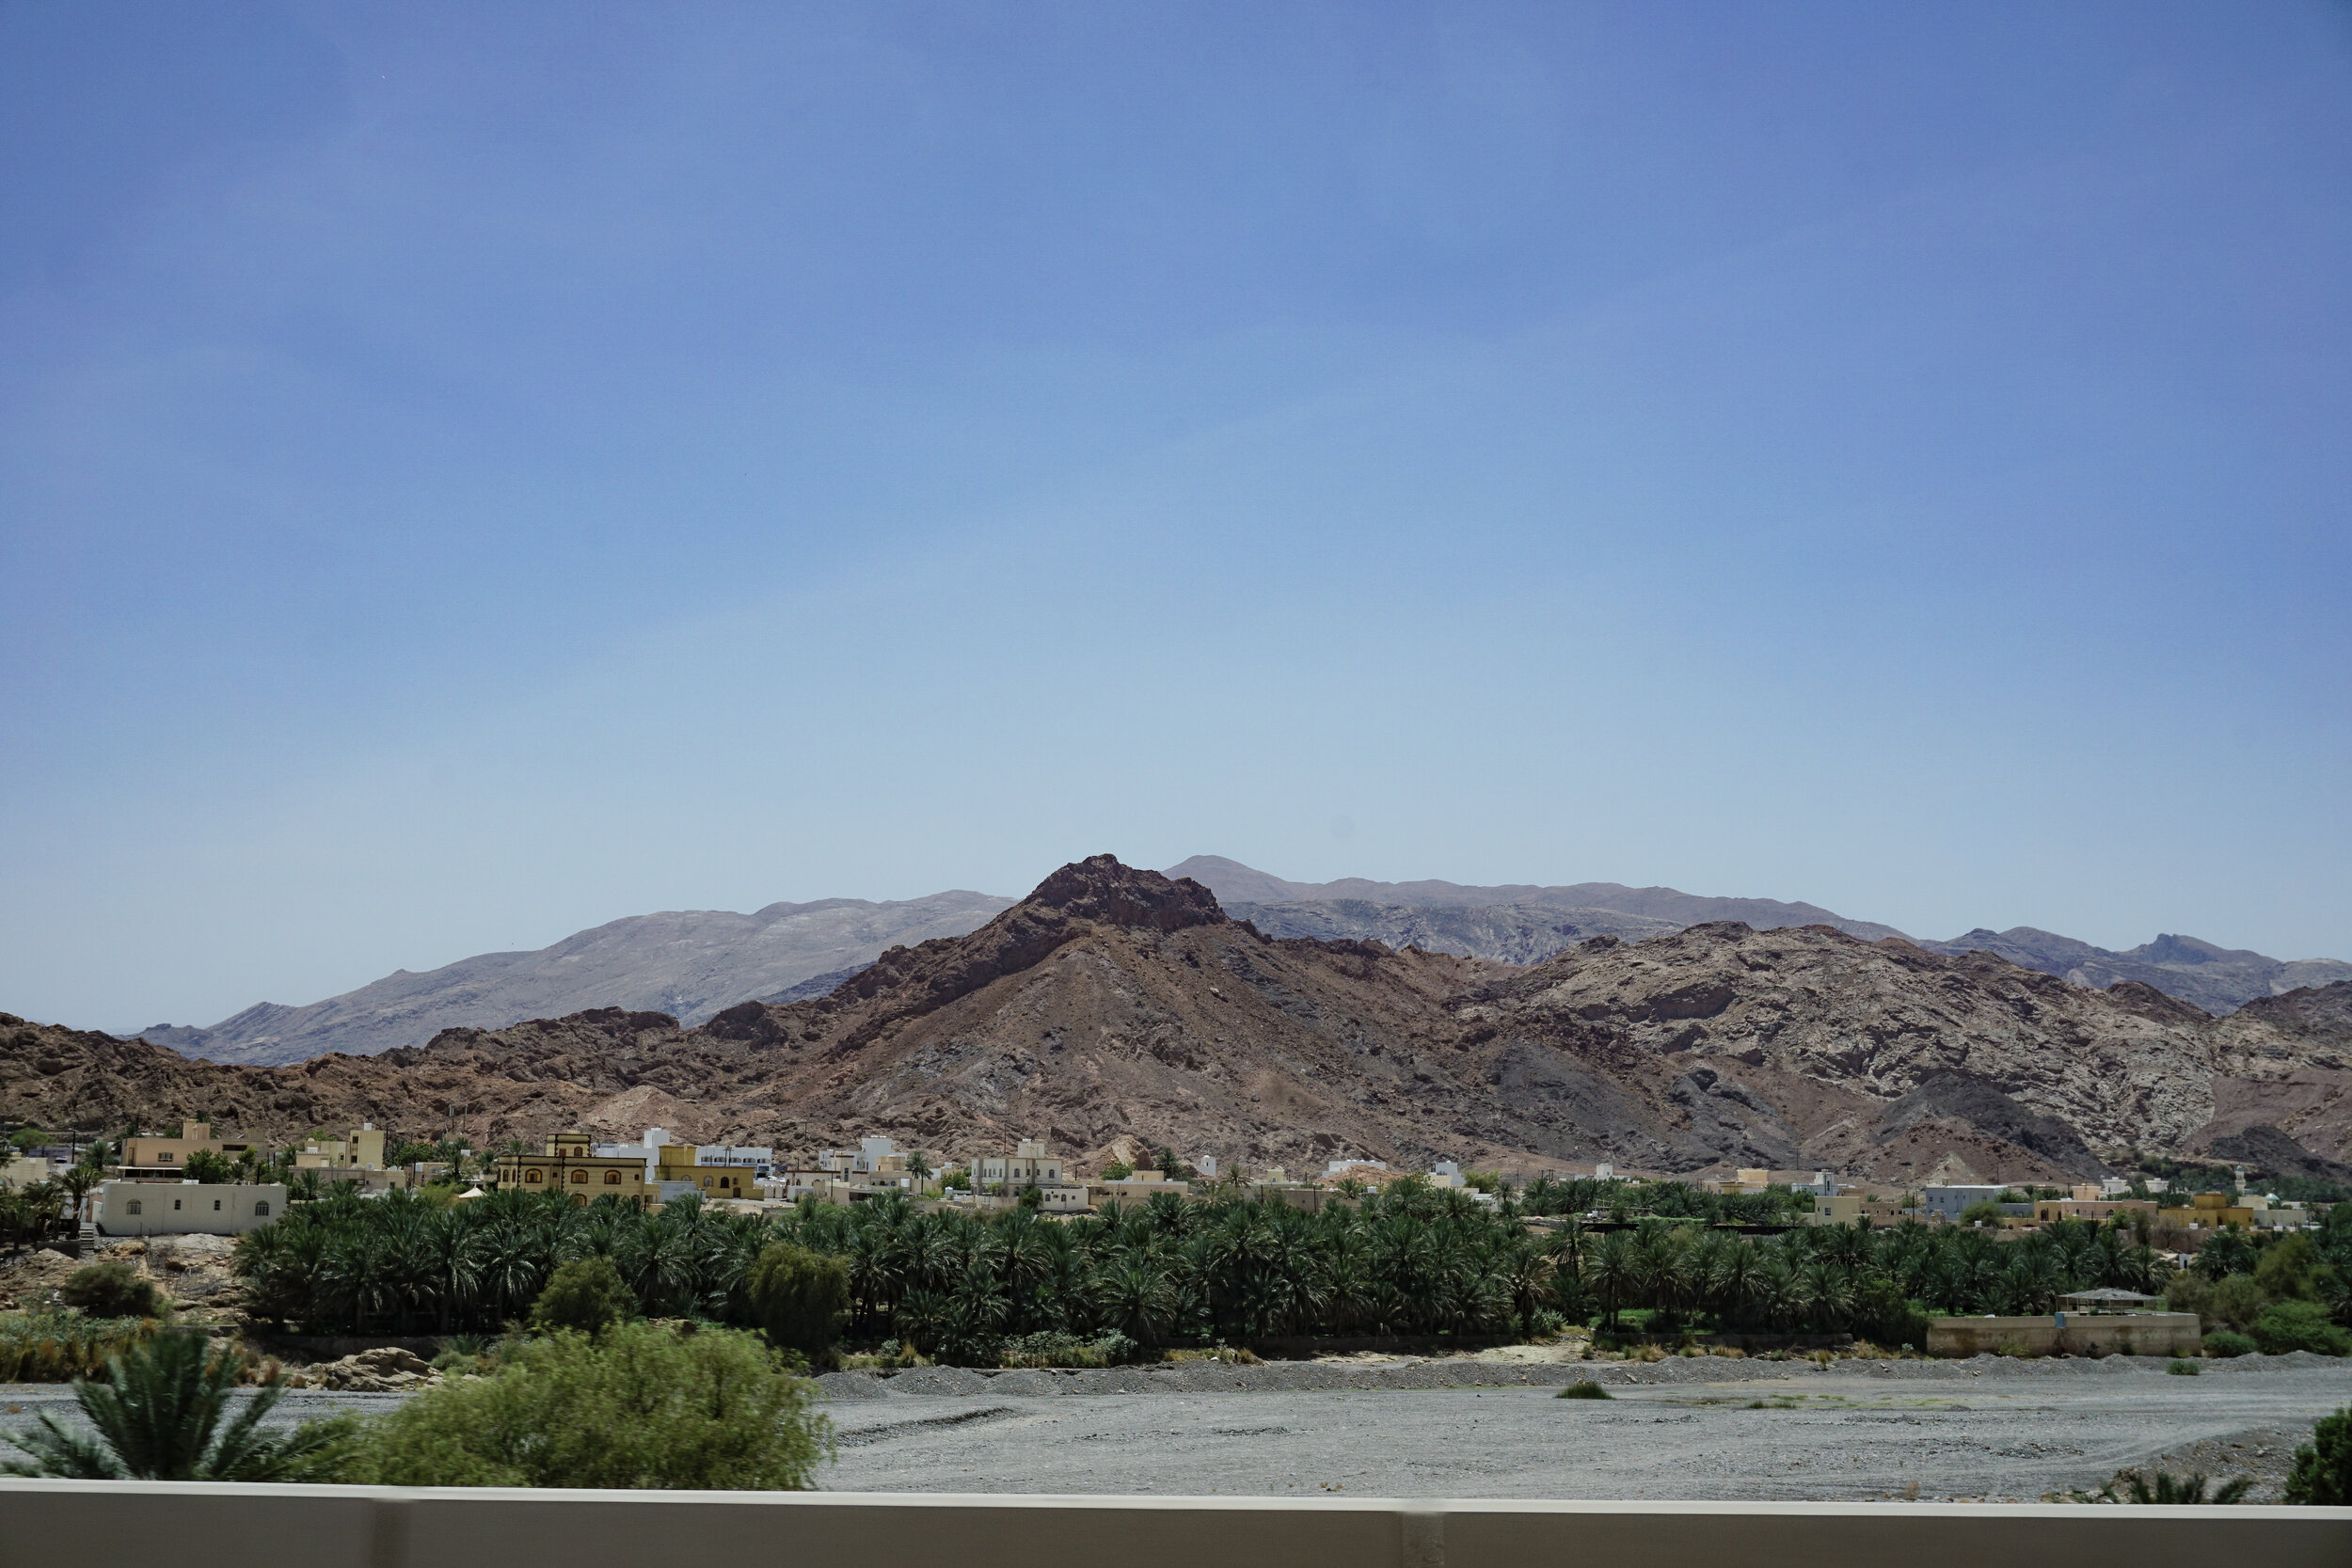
[17,856,2352,1186]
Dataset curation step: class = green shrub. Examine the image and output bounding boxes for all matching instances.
[998,1330,1136,1369]
[349,1321,829,1489]
[59,1263,164,1320]
[2104,1470,2250,1505]
[745,1243,850,1359]
[1557,1381,1612,1400]
[2166,1358,2201,1376]
[0,1313,158,1383]
[528,1257,635,1336]
[2283,1407,2352,1505]
[2205,1329,2258,1358]
[2251,1300,2351,1357]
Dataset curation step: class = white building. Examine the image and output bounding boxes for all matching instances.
[972,1139,1063,1191]
[1919,1184,2010,1222]
[94,1181,286,1237]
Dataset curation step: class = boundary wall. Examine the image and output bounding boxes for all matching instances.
[1928,1313,2201,1358]
[2,1483,2346,1568]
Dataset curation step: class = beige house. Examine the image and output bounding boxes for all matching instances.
[972,1139,1064,1192]
[294,1124,388,1171]
[119,1121,256,1177]
[1093,1168,1189,1206]
[94,1180,286,1237]
[0,1153,55,1192]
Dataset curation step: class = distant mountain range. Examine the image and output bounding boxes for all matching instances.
[136,894,1013,1067]
[17,855,2351,1181]
[123,856,2349,1066]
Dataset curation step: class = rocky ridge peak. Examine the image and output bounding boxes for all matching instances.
[1026,853,1227,932]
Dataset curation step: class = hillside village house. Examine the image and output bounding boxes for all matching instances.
[493,1132,652,1208]
[294,1124,387,1171]
[119,1121,257,1178]
[94,1180,285,1237]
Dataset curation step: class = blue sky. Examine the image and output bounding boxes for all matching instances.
[4,2,2348,1032]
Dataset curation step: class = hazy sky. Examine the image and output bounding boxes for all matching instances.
[6,2,2349,1032]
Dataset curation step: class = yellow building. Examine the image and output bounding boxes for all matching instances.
[2157,1191,2256,1229]
[120,1120,256,1176]
[654,1142,759,1201]
[495,1132,652,1208]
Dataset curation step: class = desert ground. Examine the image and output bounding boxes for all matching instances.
[7,1353,2350,1502]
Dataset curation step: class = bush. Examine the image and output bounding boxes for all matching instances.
[745,1243,850,1359]
[529,1257,635,1336]
[1557,1381,1612,1399]
[2283,1407,2352,1505]
[181,1149,235,1184]
[2205,1329,2258,1358]
[2251,1300,2351,1357]
[0,1314,158,1383]
[59,1264,164,1321]
[2166,1358,2201,1376]
[349,1322,830,1489]
[997,1331,1136,1369]
[2171,1272,2265,1333]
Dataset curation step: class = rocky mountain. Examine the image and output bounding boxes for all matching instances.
[135,892,1014,1067]
[1170,855,1908,942]
[1177,856,2350,1017]
[14,858,2352,1187]
[1919,927,2352,1016]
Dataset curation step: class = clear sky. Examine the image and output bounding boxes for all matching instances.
[5,2,2348,1033]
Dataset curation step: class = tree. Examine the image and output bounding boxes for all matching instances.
[9,1128,51,1154]
[351,1322,829,1489]
[746,1243,850,1359]
[1101,1162,1133,1180]
[2283,1407,2352,1505]
[905,1151,933,1186]
[60,1263,165,1319]
[182,1148,235,1184]
[1,1331,357,1481]
[530,1257,635,1336]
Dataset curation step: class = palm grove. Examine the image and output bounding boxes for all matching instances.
[219,1175,2337,1362]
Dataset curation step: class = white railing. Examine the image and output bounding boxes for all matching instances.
[1,1483,2346,1568]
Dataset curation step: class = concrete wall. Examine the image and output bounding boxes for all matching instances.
[0,1484,2344,1568]
[93,1182,287,1237]
[1927,1313,2202,1358]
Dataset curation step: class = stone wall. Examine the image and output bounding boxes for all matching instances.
[1927,1312,2202,1358]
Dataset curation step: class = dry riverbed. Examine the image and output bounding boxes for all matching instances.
[7,1353,2349,1502]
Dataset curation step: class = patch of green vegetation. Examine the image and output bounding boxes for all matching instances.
[1556,1381,1613,1400]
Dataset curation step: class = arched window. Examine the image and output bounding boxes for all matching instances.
[570,1169,587,1184]
[526,1169,543,1183]
[253,1202,270,1216]
[605,1171,621,1185]
[701,1176,712,1188]
[126,1200,142,1215]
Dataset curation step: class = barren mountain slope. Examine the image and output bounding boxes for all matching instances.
[138,891,1015,1066]
[1924,928,2352,1016]
[12,862,2350,1181]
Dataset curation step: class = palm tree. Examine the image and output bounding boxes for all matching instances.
[1587,1230,1638,1331]
[2,1332,353,1481]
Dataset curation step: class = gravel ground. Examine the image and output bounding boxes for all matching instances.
[7,1354,2348,1502]
[816,1354,2352,1501]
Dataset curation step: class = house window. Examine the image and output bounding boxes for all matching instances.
[126,1200,142,1215]
[702,1176,712,1188]
[527,1169,543,1183]
[173,1199,183,1211]
[605,1171,621,1185]
[570,1169,587,1184]
[161,1152,174,1161]
[254,1202,270,1216]
[214,1199,222,1211]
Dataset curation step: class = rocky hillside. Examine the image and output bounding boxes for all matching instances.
[136,891,1014,1066]
[10,858,2350,1186]
[1920,927,2352,1016]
